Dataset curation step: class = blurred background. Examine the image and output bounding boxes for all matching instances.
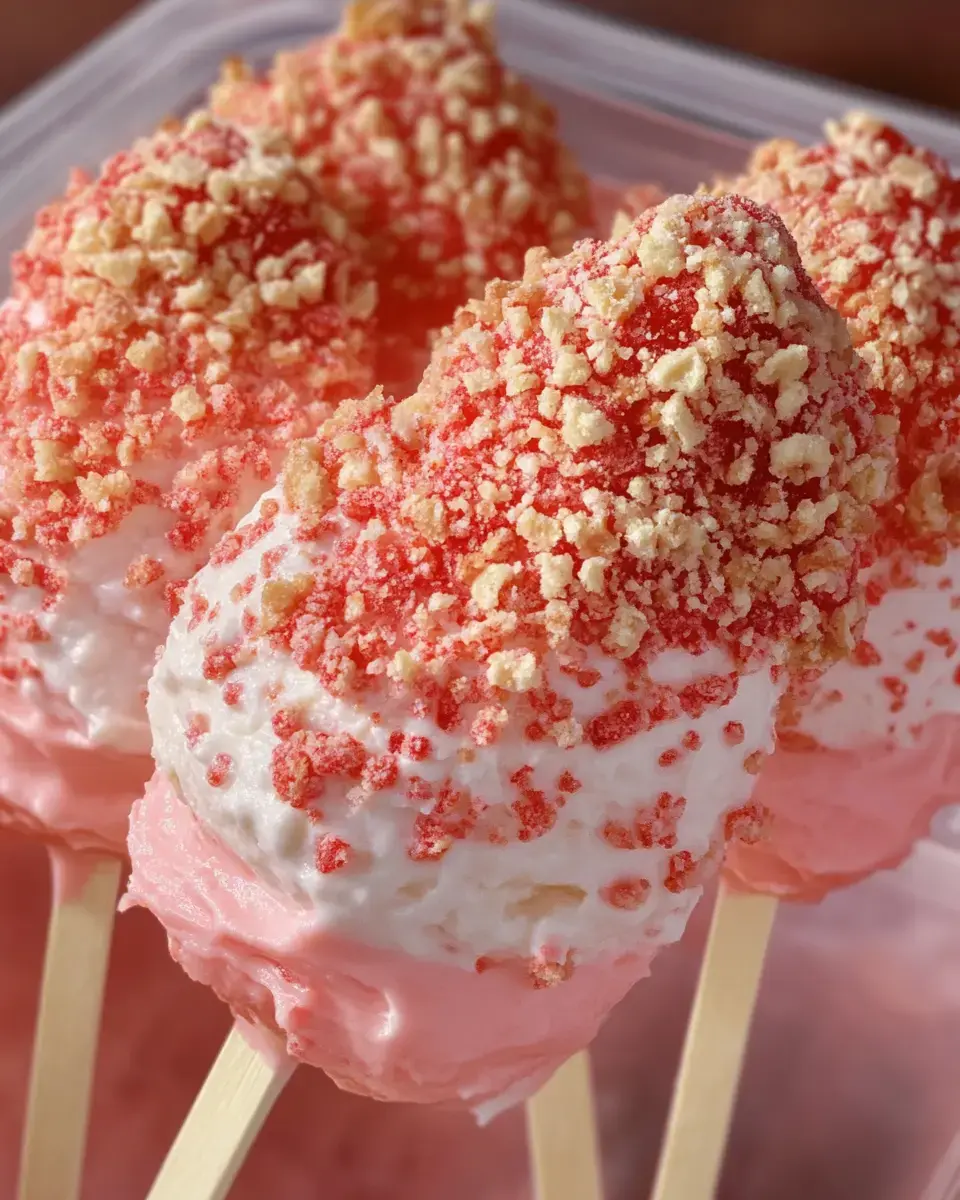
[1,0,957,114]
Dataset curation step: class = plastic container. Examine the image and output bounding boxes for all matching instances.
[1,3,960,1198]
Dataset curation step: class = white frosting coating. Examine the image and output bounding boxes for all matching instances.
[796,548,960,750]
[149,487,782,970]
[6,480,278,756]
[0,301,295,756]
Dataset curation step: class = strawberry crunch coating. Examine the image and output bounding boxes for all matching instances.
[320,190,888,690]
[211,0,592,361]
[0,109,377,780]
[723,112,960,564]
[126,194,888,1112]
[720,117,960,899]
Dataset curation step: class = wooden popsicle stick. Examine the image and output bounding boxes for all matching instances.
[526,1050,605,1200]
[147,1024,295,1200]
[18,852,123,1200]
[650,883,778,1200]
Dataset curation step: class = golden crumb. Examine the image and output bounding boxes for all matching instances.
[486,648,541,692]
[283,441,333,513]
[261,574,314,632]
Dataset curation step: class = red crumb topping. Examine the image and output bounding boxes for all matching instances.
[723,798,766,843]
[0,108,377,678]
[725,112,960,561]
[315,834,352,873]
[237,192,887,769]
[206,752,233,787]
[210,0,592,361]
[600,791,686,851]
[202,643,240,681]
[664,850,700,893]
[722,721,745,746]
[271,729,366,811]
[852,639,882,667]
[927,628,957,656]
[165,190,895,916]
[171,192,890,959]
[601,876,652,910]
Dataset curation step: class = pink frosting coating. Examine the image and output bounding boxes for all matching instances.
[0,681,149,857]
[123,772,656,1112]
[724,713,960,902]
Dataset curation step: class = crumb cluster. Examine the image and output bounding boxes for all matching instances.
[211,0,593,361]
[173,194,880,963]
[206,194,889,754]
[723,112,960,565]
[0,111,376,648]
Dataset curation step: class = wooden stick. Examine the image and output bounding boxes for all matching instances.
[147,1025,295,1200]
[526,1050,604,1200]
[650,883,778,1200]
[18,853,123,1200]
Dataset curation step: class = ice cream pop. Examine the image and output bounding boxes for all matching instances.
[123,191,887,1199]
[653,114,958,1200]
[211,0,593,378]
[0,109,377,1200]
[724,112,960,897]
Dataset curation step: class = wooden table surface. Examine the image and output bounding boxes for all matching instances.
[1,0,956,114]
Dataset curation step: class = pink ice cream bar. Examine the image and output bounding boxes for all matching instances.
[127,771,657,1114]
[720,114,960,900]
[209,0,594,375]
[124,192,887,1110]
[0,689,146,855]
[0,109,378,853]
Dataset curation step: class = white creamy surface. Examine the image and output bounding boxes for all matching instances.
[797,548,960,750]
[0,292,298,756]
[149,487,782,970]
[0,292,306,756]
[4,475,285,756]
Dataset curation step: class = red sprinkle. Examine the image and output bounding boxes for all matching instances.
[206,753,232,788]
[601,877,651,910]
[315,834,352,873]
[587,700,645,749]
[722,721,745,746]
[202,643,239,681]
[853,640,882,667]
[272,707,303,739]
[664,851,698,894]
[361,753,399,792]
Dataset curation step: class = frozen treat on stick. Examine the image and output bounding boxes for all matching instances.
[723,112,960,897]
[124,191,884,1198]
[0,109,376,852]
[0,109,376,1200]
[211,0,593,372]
[654,113,958,1200]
